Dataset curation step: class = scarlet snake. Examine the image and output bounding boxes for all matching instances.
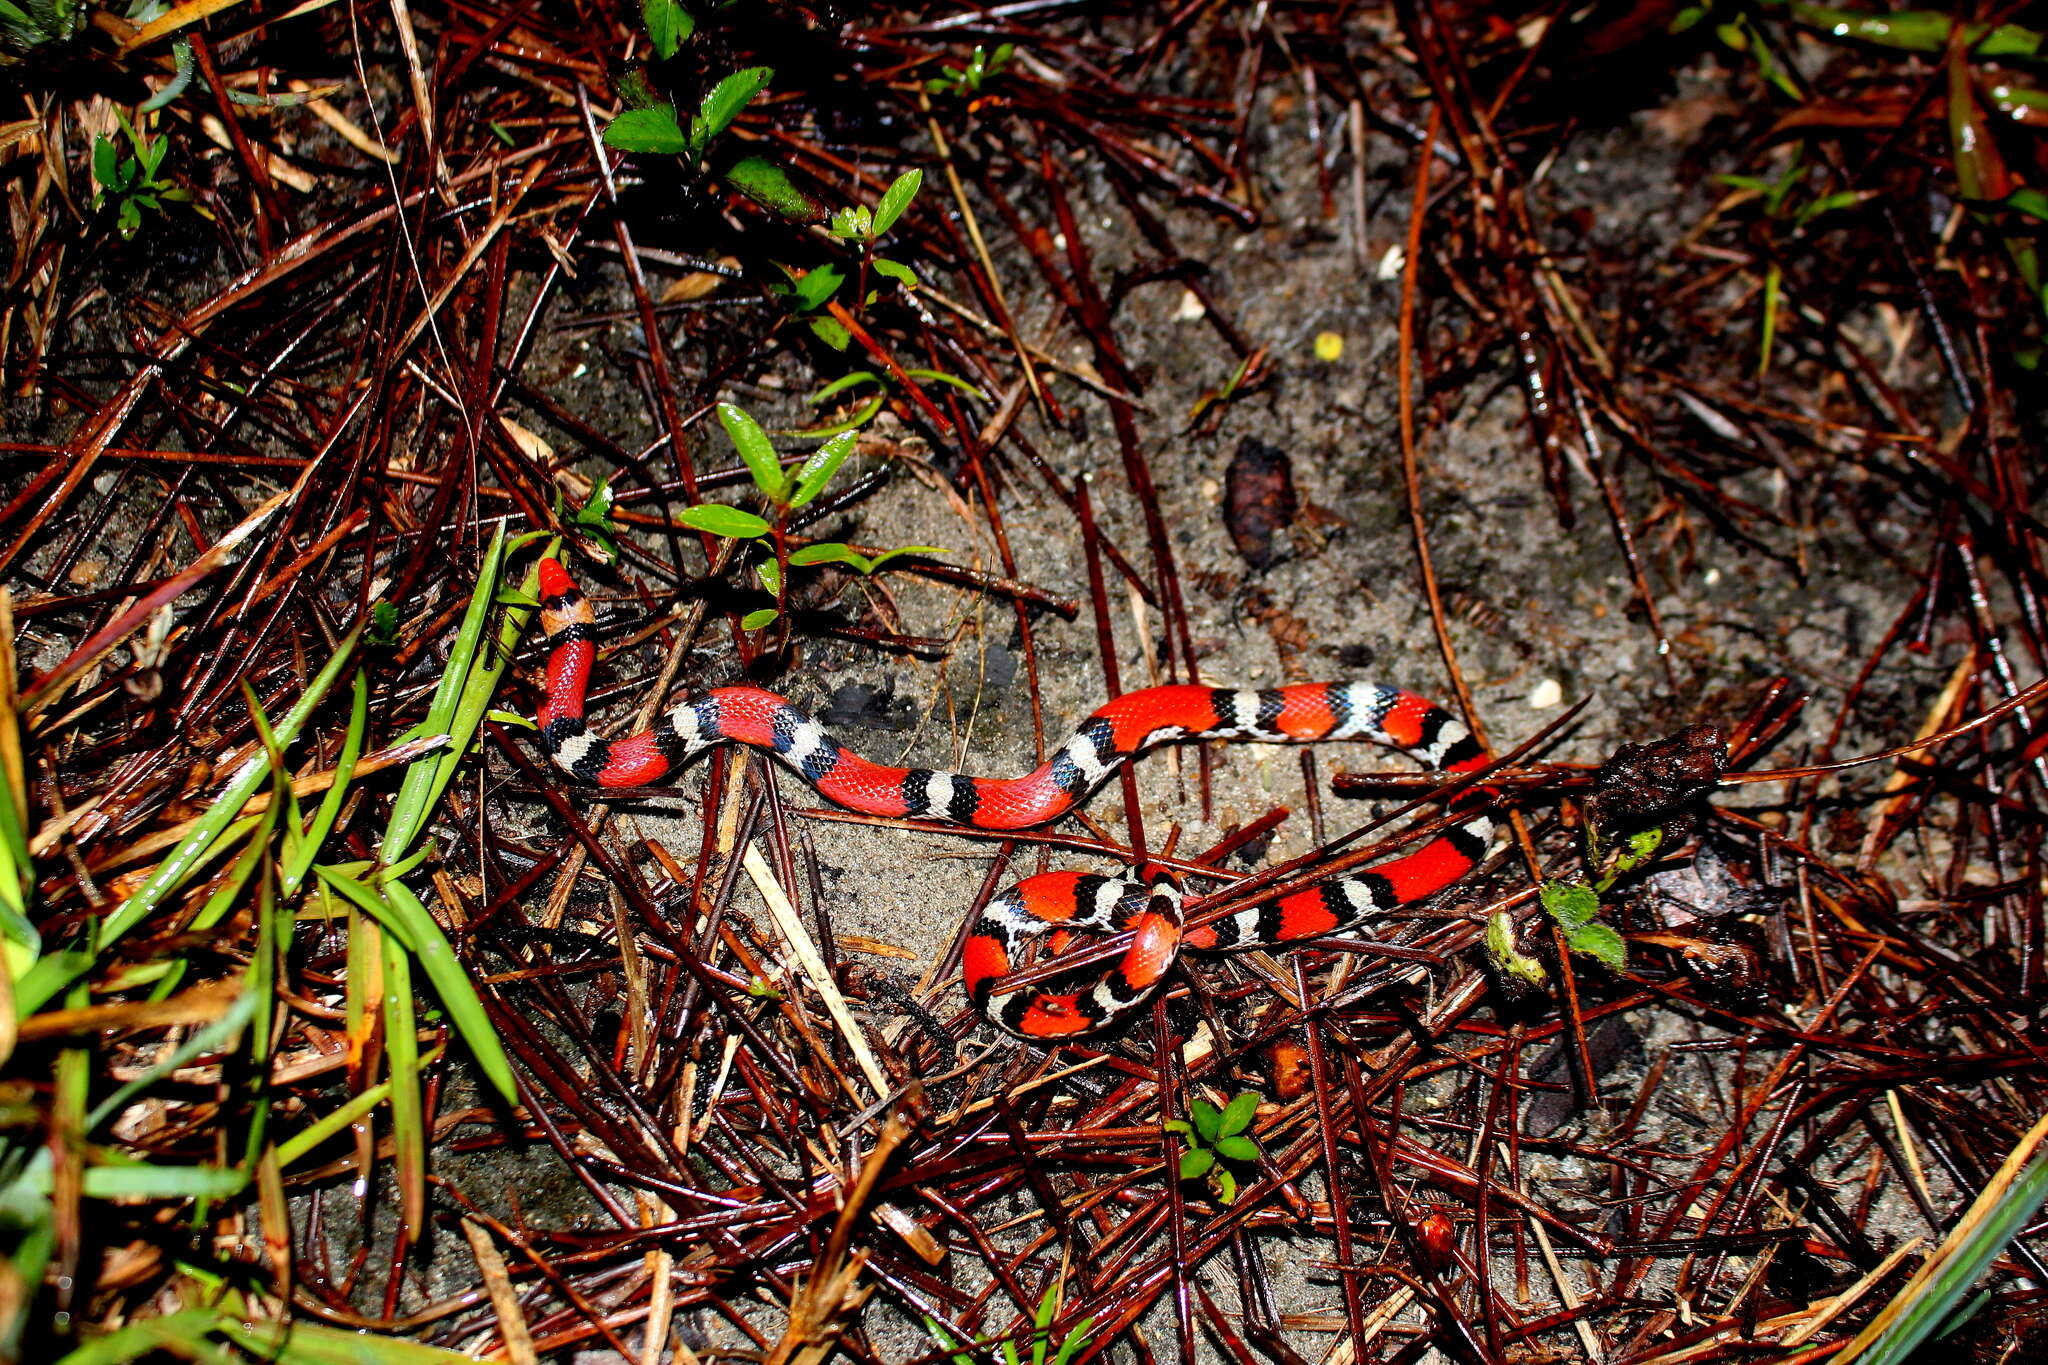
[535,556,1496,1038]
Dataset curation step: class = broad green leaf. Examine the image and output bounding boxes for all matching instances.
[603,105,690,154]
[678,504,771,538]
[92,135,118,192]
[787,542,866,570]
[790,262,845,312]
[756,559,782,596]
[1214,1167,1237,1202]
[871,257,919,291]
[1189,1098,1222,1144]
[1540,880,1600,929]
[642,0,692,57]
[718,402,787,500]
[790,430,858,508]
[1214,1135,1260,1163]
[808,315,852,350]
[725,156,827,222]
[1177,1147,1214,1181]
[741,608,780,630]
[2007,186,2048,222]
[871,168,923,237]
[693,65,773,152]
[1219,1091,1259,1138]
[1566,922,1627,972]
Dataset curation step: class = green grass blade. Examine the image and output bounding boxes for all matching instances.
[273,1078,393,1168]
[382,528,507,861]
[93,625,362,957]
[80,983,255,1135]
[381,929,426,1237]
[282,670,367,901]
[316,869,515,1103]
[1843,1121,2048,1365]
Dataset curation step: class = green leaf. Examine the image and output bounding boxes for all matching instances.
[603,104,690,154]
[1189,1098,1222,1144]
[860,545,945,574]
[315,870,519,1102]
[1178,1147,1215,1181]
[367,600,400,646]
[725,156,827,223]
[81,1162,249,1201]
[809,371,882,404]
[92,135,118,192]
[790,262,845,312]
[679,504,771,538]
[871,257,919,291]
[786,543,863,570]
[693,65,773,152]
[741,608,780,630]
[1486,910,1547,987]
[808,315,852,350]
[1565,922,1627,972]
[1214,1134,1260,1163]
[829,205,872,240]
[2007,187,2048,222]
[1794,188,1869,228]
[1162,1119,1193,1136]
[641,0,692,57]
[755,559,782,597]
[718,402,788,501]
[1848,1135,2048,1365]
[790,430,858,508]
[871,168,923,237]
[1213,1167,1238,1202]
[1540,880,1600,929]
[1218,1091,1259,1138]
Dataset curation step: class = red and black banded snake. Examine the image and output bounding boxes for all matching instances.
[535,556,1496,1039]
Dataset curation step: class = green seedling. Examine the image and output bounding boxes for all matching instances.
[677,402,943,634]
[791,367,987,437]
[924,1270,1096,1365]
[928,42,1015,97]
[603,64,771,163]
[557,474,622,563]
[1165,1091,1263,1203]
[92,114,192,241]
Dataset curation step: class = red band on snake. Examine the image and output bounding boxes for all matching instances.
[536,557,1495,1039]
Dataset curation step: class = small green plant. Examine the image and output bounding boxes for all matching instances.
[829,167,923,307]
[365,600,400,646]
[1532,825,1665,978]
[927,42,1015,97]
[556,475,622,563]
[1165,1091,1262,1203]
[603,64,771,161]
[678,403,942,633]
[640,0,692,57]
[92,114,192,241]
[0,0,82,57]
[795,367,987,436]
[924,1271,1096,1365]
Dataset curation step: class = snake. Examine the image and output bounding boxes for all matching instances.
[535,556,1495,1039]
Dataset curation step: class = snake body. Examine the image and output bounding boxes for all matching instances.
[536,557,1493,1037]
